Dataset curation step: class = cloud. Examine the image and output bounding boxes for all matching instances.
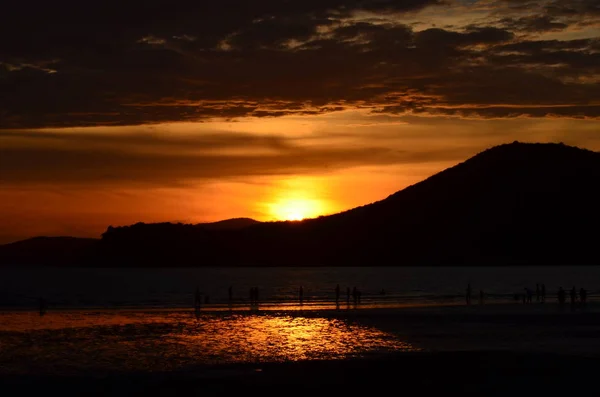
[499,15,568,32]
[137,35,167,45]
[0,127,436,185]
[415,27,514,48]
[544,0,600,18]
[0,0,599,127]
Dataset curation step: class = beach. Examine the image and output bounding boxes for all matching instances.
[2,302,600,396]
[2,351,598,396]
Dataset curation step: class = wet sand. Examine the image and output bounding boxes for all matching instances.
[326,302,600,355]
[2,302,600,396]
[217,301,600,355]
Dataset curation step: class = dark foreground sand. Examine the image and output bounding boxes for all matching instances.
[1,352,598,397]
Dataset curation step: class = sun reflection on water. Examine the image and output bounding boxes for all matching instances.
[177,315,414,363]
[0,310,417,375]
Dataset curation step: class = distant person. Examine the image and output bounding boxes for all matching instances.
[380,288,386,296]
[352,286,358,305]
[39,297,47,316]
[541,284,546,303]
[194,287,202,309]
[558,287,566,305]
[335,284,340,304]
[466,284,472,305]
[536,284,540,302]
[570,286,577,306]
[580,288,587,305]
[357,289,362,304]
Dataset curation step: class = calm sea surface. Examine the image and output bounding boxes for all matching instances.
[1,266,599,309]
[1,266,599,374]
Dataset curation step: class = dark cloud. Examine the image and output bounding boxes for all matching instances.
[0,129,430,185]
[499,15,568,32]
[489,39,600,79]
[415,27,514,48]
[0,0,599,127]
[396,105,600,119]
[544,0,600,17]
[499,0,600,17]
[224,15,327,50]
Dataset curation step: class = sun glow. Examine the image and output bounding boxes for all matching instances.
[269,197,325,221]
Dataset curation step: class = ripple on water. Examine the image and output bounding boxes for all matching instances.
[0,310,418,375]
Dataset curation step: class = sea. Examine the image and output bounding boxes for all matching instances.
[2,266,599,309]
[0,266,598,375]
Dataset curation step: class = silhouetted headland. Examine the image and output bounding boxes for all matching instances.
[1,142,599,267]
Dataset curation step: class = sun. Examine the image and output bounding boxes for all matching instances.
[269,198,324,221]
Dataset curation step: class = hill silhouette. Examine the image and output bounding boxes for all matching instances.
[0,237,98,266]
[0,218,259,266]
[199,218,260,230]
[2,142,599,267]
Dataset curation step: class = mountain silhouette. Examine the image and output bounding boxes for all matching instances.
[2,142,599,267]
[0,237,98,266]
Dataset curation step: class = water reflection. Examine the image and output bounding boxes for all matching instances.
[0,310,417,375]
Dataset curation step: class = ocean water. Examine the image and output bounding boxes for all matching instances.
[0,266,598,310]
[1,266,599,374]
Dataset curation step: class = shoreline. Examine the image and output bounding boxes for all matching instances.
[0,297,596,314]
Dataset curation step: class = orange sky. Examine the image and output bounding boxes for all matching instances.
[1,0,599,243]
[2,112,600,243]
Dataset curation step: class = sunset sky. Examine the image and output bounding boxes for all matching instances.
[1,0,599,243]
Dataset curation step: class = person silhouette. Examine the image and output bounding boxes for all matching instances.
[579,288,587,306]
[541,284,546,303]
[525,287,532,304]
[352,286,358,305]
[194,287,202,310]
[466,283,472,305]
